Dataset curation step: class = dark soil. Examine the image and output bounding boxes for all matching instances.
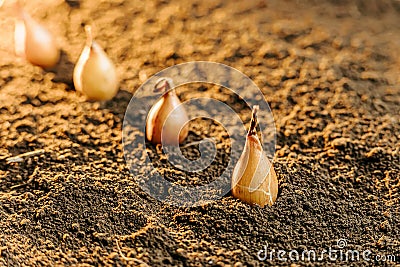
[0,0,399,266]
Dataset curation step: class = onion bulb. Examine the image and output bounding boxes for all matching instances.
[73,25,119,101]
[231,106,278,207]
[146,77,189,145]
[14,1,60,68]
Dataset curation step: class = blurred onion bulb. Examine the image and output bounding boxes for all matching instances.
[14,1,60,68]
[232,106,278,207]
[73,25,118,101]
[146,77,189,145]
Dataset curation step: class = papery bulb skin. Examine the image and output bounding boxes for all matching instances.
[14,20,25,57]
[72,43,90,93]
[146,78,189,145]
[80,42,118,100]
[73,26,119,101]
[16,5,60,68]
[231,106,278,207]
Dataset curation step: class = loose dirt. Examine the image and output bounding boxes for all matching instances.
[0,0,399,266]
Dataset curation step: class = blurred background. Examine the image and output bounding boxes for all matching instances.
[0,0,399,266]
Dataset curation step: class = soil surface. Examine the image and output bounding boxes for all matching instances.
[1,0,400,266]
